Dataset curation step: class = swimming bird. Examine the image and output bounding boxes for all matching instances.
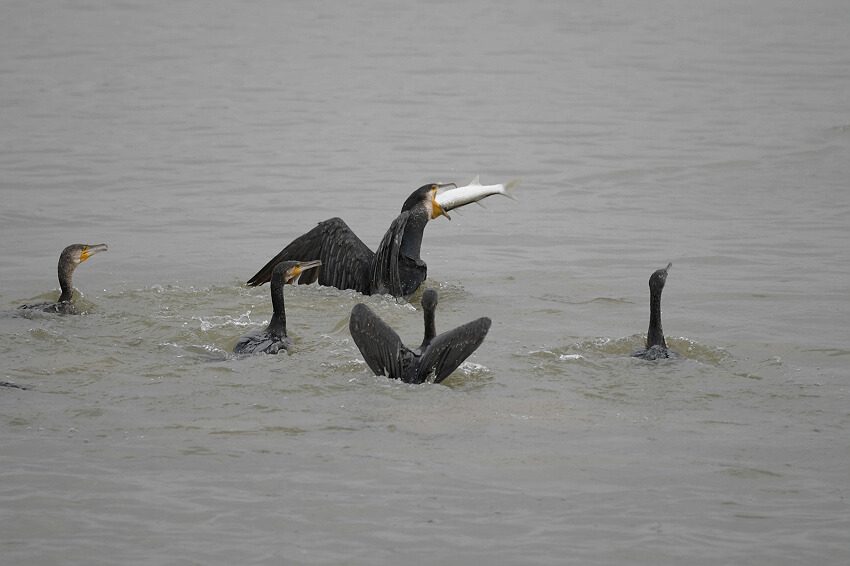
[233,259,322,355]
[632,263,678,360]
[246,183,455,298]
[349,288,491,384]
[18,243,108,314]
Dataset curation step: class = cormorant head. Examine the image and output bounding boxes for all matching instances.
[420,288,439,313]
[401,183,456,220]
[272,259,323,285]
[61,243,108,267]
[649,263,672,291]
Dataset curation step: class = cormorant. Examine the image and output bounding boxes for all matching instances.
[246,183,455,297]
[233,259,322,355]
[349,288,491,384]
[632,263,678,360]
[18,243,108,314]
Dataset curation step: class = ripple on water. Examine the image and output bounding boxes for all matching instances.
[527,334,731,367]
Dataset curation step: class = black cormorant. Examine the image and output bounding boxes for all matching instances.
[632,263,678,360]
[18,243,108,315]
[246,183,455,297]
[349,288,491,384]
[234,259,322,355]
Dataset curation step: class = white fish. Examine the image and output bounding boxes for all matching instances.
[433,175,520,218]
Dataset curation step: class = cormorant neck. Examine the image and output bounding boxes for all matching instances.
[646,287,666,349]
[267,273,287,338]
[420,304,436,350]
[57,256,76,302]
[267,312,287,339]
[399,206,430,260]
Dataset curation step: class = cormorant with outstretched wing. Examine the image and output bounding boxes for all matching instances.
[246,183,454,298]
[349,288,491,384]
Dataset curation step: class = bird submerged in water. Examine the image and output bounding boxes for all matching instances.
[349,288,491,384]
[17,243,108,315]
[632,263,678,360]
[246,183,455,298]
[234,260,322,355]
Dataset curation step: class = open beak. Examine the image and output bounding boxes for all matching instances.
[431,183,456,220]
[80,243,108,262]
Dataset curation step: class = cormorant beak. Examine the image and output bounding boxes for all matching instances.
[653,263,672,285]
[287,259,322,283]
[80,243,108,262]
[431,183,456,221]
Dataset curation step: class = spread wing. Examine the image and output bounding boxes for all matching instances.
[246,217,375,293]
[417,317,491,384]
[369,211,408,296]
[349,303,405,380]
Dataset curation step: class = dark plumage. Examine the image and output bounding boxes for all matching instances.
[18,243,108,314]
[632,263,678,360]
[349,288,491,384]
[233,260,321,355]
[246,183,454,297]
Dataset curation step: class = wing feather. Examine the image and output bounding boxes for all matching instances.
[417,317,491,384]
[370,211,408,296]
[349,303,406,380]
[246,217,374,292]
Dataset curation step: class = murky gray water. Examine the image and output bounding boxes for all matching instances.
[2,1,849,564]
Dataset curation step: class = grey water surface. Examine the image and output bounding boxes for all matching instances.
[2,1,849,564]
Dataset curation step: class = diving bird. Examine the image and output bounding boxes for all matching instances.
[246,183,455,297]
[632,263,678,360]
[18,243,108,314]
[233,259,321,355]
[349,288,491,384]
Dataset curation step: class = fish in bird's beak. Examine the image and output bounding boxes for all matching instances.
[430,183,456,220]
[80,243,108,262]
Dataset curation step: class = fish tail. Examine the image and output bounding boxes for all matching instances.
[503,179,521,200]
